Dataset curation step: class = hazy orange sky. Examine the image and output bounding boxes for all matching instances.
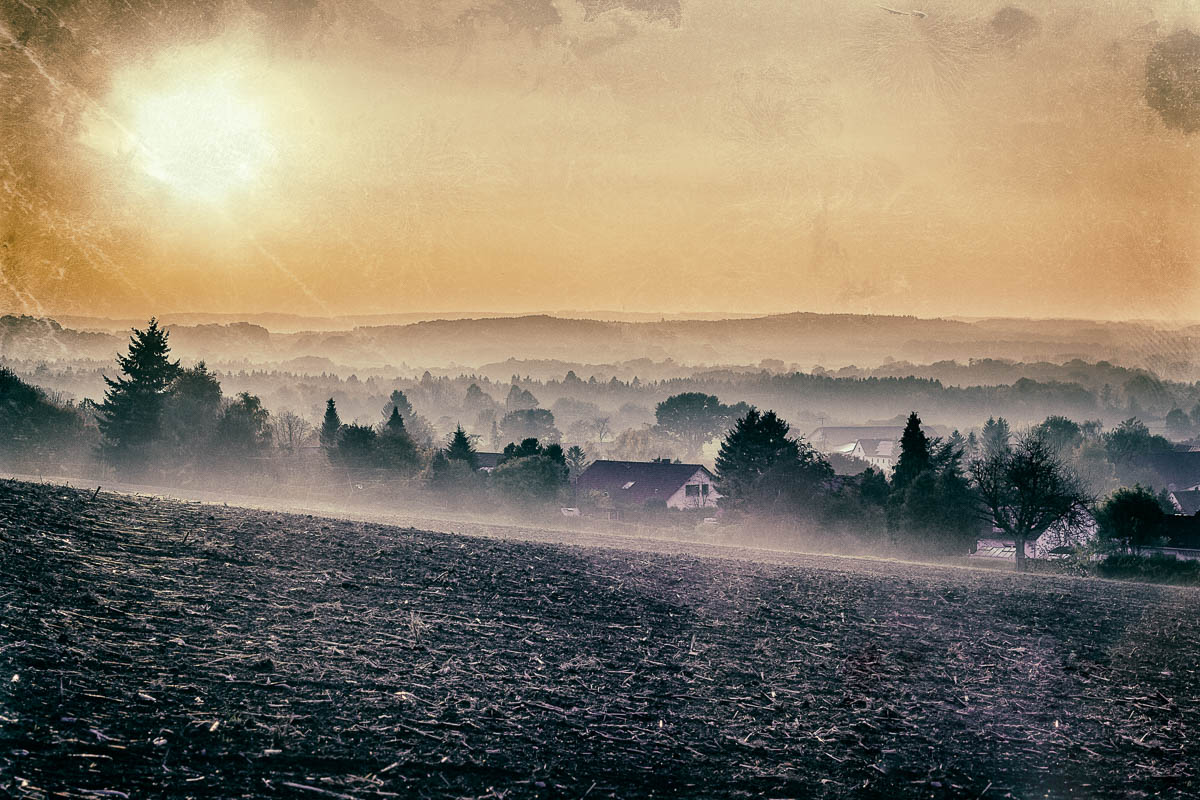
[2,0,1199,321]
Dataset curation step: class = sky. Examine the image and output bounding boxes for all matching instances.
[2,0,1199,322]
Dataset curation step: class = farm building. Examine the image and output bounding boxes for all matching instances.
[847,438,897,475]
[974,505,1200,563]
[576,460,719,511]
[972,513,1098,561]
[809,426,905,451]
[809,424,944,455]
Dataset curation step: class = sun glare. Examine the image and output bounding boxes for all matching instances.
[131,76,274,202]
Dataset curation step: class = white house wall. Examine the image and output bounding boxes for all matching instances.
[666,468,721,510]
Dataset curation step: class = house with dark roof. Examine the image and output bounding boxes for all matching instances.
[1168,488,1200,516]
[576,460,719,511]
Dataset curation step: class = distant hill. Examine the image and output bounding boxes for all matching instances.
[53,310,766,334]
[2,312,1197,381]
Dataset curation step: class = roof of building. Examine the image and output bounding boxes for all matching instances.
[576,460,713,506]
[474,452,503,470]
[853,438,896,459]
[809,426,906,448]
[1170,489,1200,516]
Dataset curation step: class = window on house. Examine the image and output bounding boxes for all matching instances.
[701,484,710,496]
[685,484,700,497]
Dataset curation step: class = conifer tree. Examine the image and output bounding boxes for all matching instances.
[385,389,416,421]
[98,318,180,471]
[382,389,434,447]
[891,412,931,493]
[320,398,342,450]
[378,407,419,475]
[981,416,1012,460]
[444,424,478,469]
[714,408,830,514]
[890,426,978,556]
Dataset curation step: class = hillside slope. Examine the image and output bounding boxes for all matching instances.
[1,481,1197,798]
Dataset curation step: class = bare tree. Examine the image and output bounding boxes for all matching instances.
[594,417,610,444]
[970,431,1092,572]
[272,410,314,454]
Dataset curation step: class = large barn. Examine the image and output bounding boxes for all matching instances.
[576,460,720,510]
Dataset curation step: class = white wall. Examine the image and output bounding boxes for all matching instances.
[666,468,720,510]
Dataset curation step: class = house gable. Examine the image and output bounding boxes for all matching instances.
[665,467,720,509]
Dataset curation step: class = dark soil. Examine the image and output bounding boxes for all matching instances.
[1,479,1198,799]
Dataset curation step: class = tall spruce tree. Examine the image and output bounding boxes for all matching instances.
[891,412,931,493]
[444,424,479,470]
[385,390,416,421]
[319,398,342,450]
[892,430,979,555]
[382,389,434,447]
[97,318,180,471]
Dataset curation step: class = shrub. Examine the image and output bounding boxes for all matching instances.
[491,454,568,507]
[1095,554,1200,586]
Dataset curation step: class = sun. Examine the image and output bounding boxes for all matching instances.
[131,75,275,202]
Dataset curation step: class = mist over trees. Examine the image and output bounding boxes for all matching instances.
[5,317,1200,575]
[500,408,560,444]
[654,393,745,461]
[11,319,1200,473]
[0,367,88,467]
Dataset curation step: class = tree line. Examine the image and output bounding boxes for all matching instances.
[2,320,1194,572]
